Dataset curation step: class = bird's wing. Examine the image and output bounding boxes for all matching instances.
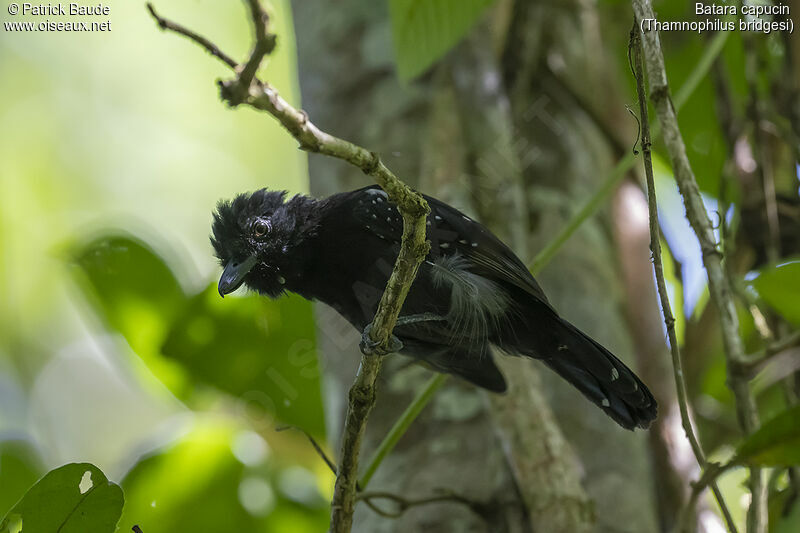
[351,185,553,308]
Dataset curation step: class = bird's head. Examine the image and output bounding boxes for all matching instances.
[211,189,315,298]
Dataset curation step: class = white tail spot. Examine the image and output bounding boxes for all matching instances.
[611,368,619,381]
[601,398,610,407]
[79,471,93,494]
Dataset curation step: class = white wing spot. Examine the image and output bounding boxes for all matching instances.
[601,398,610,407]
[611,368,619,381]
[371,214,377,219]
[366,188,388,199]
[434,215,442,221]
[557,344,568,351]
[440,243,450,249]
[386,217,392,223]
[471,242,478,248]
[458,239,468,245]
[462,215,471,221]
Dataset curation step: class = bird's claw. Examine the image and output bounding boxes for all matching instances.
[359,323,403,356]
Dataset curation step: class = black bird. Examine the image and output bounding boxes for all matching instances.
[211,186,657,429]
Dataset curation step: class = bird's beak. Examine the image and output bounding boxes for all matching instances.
[218,255,258,297]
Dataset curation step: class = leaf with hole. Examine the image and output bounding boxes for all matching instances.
[0,463,123,533]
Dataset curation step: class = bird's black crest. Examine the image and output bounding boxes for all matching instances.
[210,189,289,265]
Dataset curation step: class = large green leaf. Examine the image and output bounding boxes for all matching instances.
[162,287,325,436]
[71,234,187,352]
[71,234,191,395]
[390,0,495,81]
[71,233,325,436]
[734,405,800,466]
[749,259,800,326]
[0,463,123,533]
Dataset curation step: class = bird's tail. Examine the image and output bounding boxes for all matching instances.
[519,314,657,430]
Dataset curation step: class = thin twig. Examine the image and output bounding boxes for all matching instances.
[737,330,800,377]
[146,4,238,69]
[147,4,430,533]
[631,2,765,532]
[683,461,738,526]
[276,425,338,476]
[357,490,497,522]
[234,0,276,103]
[629,27,737,533]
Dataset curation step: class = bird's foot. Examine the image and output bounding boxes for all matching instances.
[360,323,404,356]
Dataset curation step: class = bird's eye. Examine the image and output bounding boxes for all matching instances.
[254,219,271,237]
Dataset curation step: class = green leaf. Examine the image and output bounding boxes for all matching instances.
[735,405,800,466]
[71,233,326,434]
[0,463,123,533]
[390,0,495,81]
[70,234,191,396]
[749,259,800,326]
[71,234,187,352]
[162,286,325,436]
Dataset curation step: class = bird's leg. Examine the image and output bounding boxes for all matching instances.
[395,312,446,327]
[359,323,403,356]
[359,313,446,356]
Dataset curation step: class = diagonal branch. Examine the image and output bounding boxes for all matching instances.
[147,3,430,533]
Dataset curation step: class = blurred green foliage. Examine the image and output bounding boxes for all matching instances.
[389,0,495,81]
[0,442,43,523]
[736,405,800,467]
[0,1,330,531]
[118,420,328,533]
[750,260,800,326]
